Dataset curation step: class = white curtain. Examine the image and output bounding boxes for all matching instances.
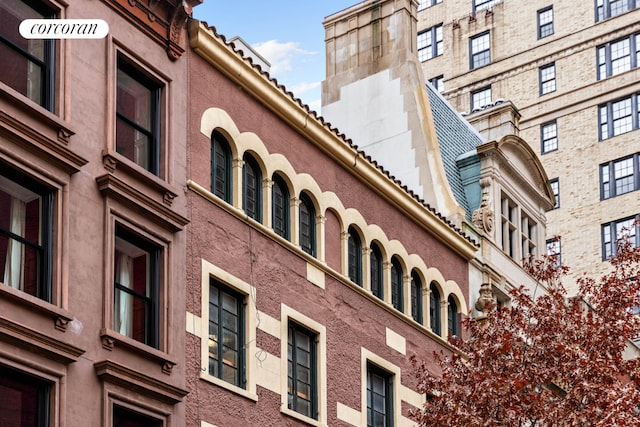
[114,250,133,337]
[4,197,26,290]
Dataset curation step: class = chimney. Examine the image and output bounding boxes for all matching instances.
[321,0,466,224]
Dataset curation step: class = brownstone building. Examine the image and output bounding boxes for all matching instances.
[0,0,194,425]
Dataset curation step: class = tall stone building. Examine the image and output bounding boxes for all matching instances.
[417,0,640,290]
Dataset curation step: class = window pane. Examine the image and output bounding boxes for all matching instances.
[612,98,632,135]
[288,323,317,419]
[0,366,50,427]
[113,405,161,427]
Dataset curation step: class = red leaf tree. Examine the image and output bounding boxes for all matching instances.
[410,235,640,426]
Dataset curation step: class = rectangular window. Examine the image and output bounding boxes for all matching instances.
[0,166,53,302]
[546,237,562,267]
[0,365,51,427]
[208,278,245,388]
[429,75,444,92]
[113,405,161,427]
[367,363,393,427]
[541,121,558,153]
[417,24,443,62]
[474,0,500,12]
[0,0,55,111]
[549,178,560,209]
[597,33,640,80]
[114,226,160,348]
[116,57,161,175]
[501,194,518,259]
[471,86,492,111]
[599,94,639,140]
[288,322,318,420]
[537,7,554,39]
[602,215,639,259]
[539,63,556,95]
[418,0,442,11]
[521,212,537,260]
[596,0,638,22]
[470,31,491,69]
[601,154,640,199]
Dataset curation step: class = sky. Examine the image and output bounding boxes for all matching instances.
[192,1,361,112]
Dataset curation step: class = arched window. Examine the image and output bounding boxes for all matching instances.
[390,257,403,312]
[211,130,232,203]
[299,192,316,256]
[272,174,289,240]
[411,271,423,324]
[242,154,262,222]
[448,296,460,338]
[347,226,362,286]
[430,282,441,335]
[370,243,383,300]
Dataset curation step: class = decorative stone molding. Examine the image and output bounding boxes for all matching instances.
[472,177,493,233]
[474,282,495,316]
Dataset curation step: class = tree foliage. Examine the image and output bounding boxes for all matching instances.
[410,236,640,426]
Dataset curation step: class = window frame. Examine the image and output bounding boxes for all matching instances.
[113,225,160,349]
[272,174,290,240]
[417,24,443,62]
[0,0,56,111]
[390,257,403,312]
[429,282,442,335]
[600,153,640,199]
[546,237,562,267]
[417,0,442,11]
[539,63,556,95]
[597,33,639,80]
[116,57,162,176]
[200,259,258,400]
[428,75,444,93]
[410,271,423,324]
[0,364,52,427]
[211,130,233,203]
[549,177,560,209]
[287,321,318,420]
[366,363,394,427]
[537,6,554,39]
[599,93,639,140]
[347,226,363,286]
[207,278,246,389]
[471,86,492,111]
[242,153,262,222]
[473,0,500,12]
[540,120,558,154]
[370,243,384,300]
[447,295,459,338]
[601,215,640,259]
[595,0,638,22]
[470,31,491,69]
[113,405,162,427]
[0,165,54,302]
[298,192,316,256]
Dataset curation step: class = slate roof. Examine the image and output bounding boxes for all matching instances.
[426,82,485,220]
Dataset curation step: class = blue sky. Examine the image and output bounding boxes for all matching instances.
[193,1,360,111]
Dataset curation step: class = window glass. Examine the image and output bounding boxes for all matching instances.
[539,64,556,95]
[601,154,640,199]
[288,322,317,419]
[0,168,52,301]
[410,272,423,323]
[370,244,383,300]
[596,0,637,21]
[243,154,262,222]
[471,87,491,111]
[366,364,393,427]
[208,279,245,388]
[299,193,315,256]
[0,0,55,110]
[390,258,403,312]
[602,216,639,259]
[113,406,161,427]
[0,365,51,427]
[211,131,232,202]
[429,282,441,335]
[549,178,559,209]
[474,0,499,12]
[470,32,490,69]
[348,227,362,286]
[272,175,290,240]
[116,60,160,175]
[447,296,459,338]
[429,75,444,92]
[114,228,159,348]
[541,121,558,153]
[417,24,443,61]
[537,7,554,39]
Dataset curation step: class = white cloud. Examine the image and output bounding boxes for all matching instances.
[291,81,321,95]
[253,40,315,74]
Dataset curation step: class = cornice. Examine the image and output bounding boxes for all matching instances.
[188,20,477,261]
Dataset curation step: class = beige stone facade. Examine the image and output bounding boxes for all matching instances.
[418,0,640,290]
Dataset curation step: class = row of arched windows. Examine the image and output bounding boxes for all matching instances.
[209,127,460,339]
